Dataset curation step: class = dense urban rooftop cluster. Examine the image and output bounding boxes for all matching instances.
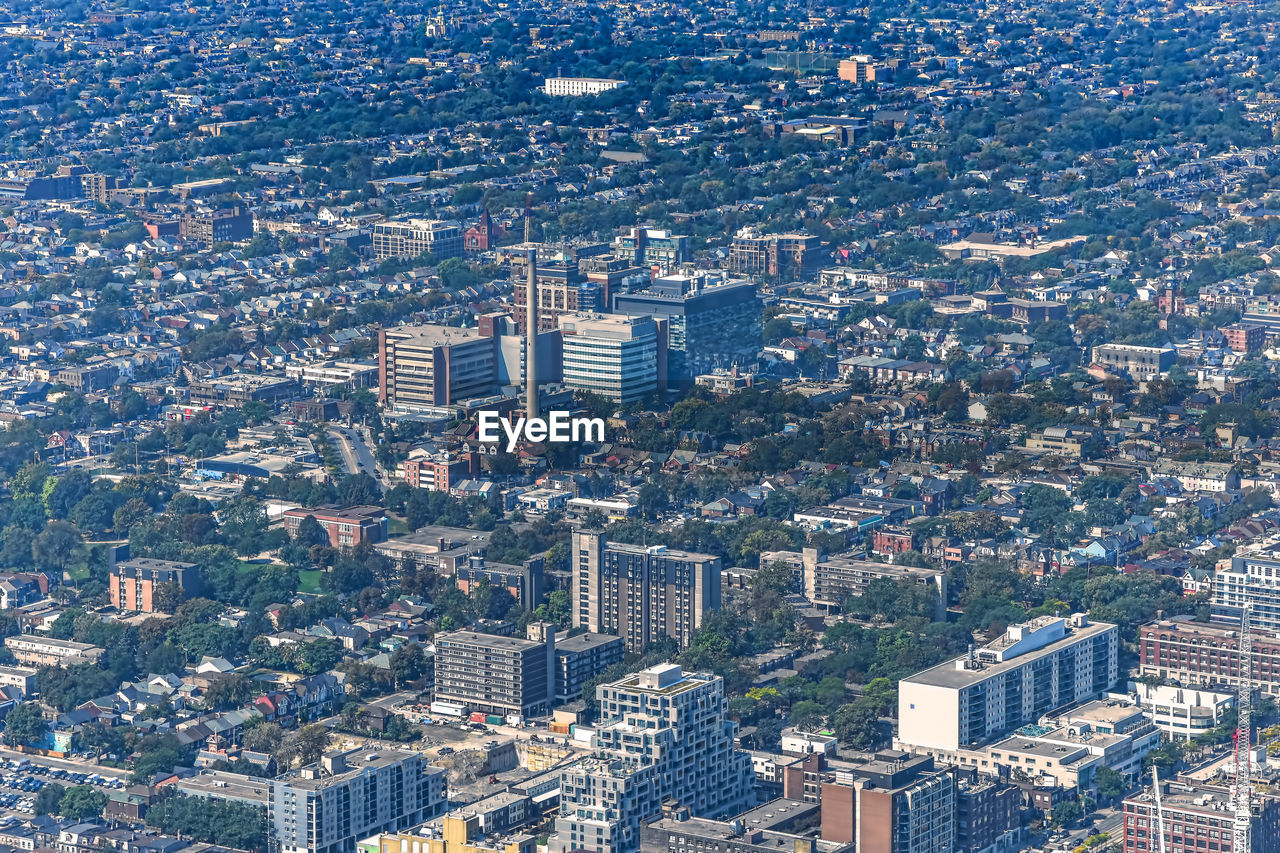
[1,0,1280,852]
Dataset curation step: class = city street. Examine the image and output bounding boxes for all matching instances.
[1062,807,1124,849]
[327,426,388,490]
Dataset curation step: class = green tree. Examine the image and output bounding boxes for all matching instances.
[1094,766,1126,804]
[34,781,64,815]
[789,700,826,731]
[1052,799,1083,826]
[145,793,267,850]
[130,732,192,783]
[289,723,330,766]
[204,673,254,710]
[832,700,881,750]
[32,520,84,575]
[58,786,107,819]
[294,514,327,547]
[389,643,426,687]
[3,702,47,746]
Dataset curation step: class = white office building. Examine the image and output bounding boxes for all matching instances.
[371,219,462,260]
[558,313,658,403]
[897,614,1118,753]
[543,77,625,96]
[1128,682,1235,741]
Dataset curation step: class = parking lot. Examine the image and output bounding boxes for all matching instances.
[0,759,124,815]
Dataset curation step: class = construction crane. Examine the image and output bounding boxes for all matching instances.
[1152,766,1167,853]
[1232,602,1253,853]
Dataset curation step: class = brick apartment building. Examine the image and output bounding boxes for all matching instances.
[179,206,254,246]
[110,557,201,613]
[1123,780,1279,853]
[1220,321,1265,353]
[1139,616,1280,695]
[283,505,388,548]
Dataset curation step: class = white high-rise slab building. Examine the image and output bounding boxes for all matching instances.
[898,614,1119,755]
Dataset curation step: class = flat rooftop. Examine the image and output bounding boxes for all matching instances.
[385,323,487,346]
[989,736,1088,762]
[190,373,295,391]
[732,798,820,831]
[437,629,544,652]
[278,749,441,791]
[604,540,717,562]
[609,666,713,697]
[174,770,271,806]
[816,555,945,580]
[556,632,622,654]
[7,635,98,650]
[644,815,849,853]
[1127,782,1235,815]
[903,618,1115,690]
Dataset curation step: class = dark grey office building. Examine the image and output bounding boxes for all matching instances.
[612,273,760,386]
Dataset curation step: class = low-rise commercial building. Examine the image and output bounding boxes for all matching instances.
[5,635,103,667]
[938,698,1158,797]
[1129,682,1234,740]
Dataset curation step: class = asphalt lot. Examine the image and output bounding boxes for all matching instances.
[0,751,126,817]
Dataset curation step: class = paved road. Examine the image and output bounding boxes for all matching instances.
[0,747,129,781]
[345,427,389,489]
[327,427,361,476]
[327,426,387,490]
[1061,807,1123,849]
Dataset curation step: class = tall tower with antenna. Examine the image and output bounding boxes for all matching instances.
[522,194,539,419]
[525,245,539,420]
[1233,602,1253,853]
